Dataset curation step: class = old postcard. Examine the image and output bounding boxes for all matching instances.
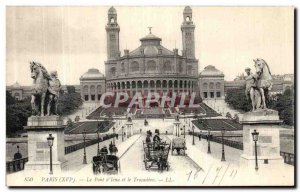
[6,6,295,187]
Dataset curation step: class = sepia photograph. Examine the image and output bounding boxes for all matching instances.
[5,5,295,187]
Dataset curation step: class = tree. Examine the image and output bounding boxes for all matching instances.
[225,88,251,111]
[6,97,31,137]
[6,87,83,137]
[6,91,16,105]
[57,89,83,115]
[270,88,294,125]
[225,87,294,126]
[66,86,76,94]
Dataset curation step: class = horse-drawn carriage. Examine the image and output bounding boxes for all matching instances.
[143,141,170,172]
[171,137,186,155]
[92,152,120,174]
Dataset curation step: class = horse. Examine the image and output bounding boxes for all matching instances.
[253,59,273,109]
[30,61,50,116]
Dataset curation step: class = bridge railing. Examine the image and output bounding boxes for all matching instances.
[191,132,294,165]
[65,133,118,155]
[6,157,28,173]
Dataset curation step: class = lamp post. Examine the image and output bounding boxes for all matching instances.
[122,126,124,142]
[112,126,116,145]
[199,130,202,141]
[192,125,195,145]
[96,128,100,156]
[47,134,54,175]
[221,127,226,161]
[252,129,259,171]
[207,128,211,154]
[183,125,186,138]
[82,129,87,164]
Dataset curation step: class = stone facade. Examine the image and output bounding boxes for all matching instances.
[80,68,106,102]
[199,65,225,99]
[104,6,199,97]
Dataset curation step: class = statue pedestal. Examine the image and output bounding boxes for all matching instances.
[24,116,67,172]
[240,110,284,168]
[173,121,181,136]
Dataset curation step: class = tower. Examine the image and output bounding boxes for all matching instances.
[106,6,120,60]
[181,6,195,59]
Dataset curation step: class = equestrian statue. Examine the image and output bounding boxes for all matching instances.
[245,58,273,111]
[30,61,61,116]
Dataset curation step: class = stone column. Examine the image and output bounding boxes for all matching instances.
[25,116,66,172]
[240,110,284,168]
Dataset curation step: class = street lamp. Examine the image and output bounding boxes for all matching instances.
[112,126,116,145]
[47,134,54,175]
[122,126,124,142]
[96,128,100,156]
[192,126,195,145]
[221,127,226,161]
[199,130,202,141]
[252,129,259,171]
[183,125,186,138]
[82,129,87,164]
[207,127,211,154]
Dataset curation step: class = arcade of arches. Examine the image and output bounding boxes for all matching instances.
[106,79,197,97]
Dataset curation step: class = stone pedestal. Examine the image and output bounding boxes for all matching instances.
[173,121,181,136]
[24,116,67,172]
[240,110,284,168]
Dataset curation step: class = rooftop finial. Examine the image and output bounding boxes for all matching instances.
[148,26,152,34]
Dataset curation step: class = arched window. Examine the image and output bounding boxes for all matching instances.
[162,80,167,88]
[83,85,89,94]
[203,83,208,89]
[168,80,173,88]
[110,17,115,23]
[97,85,102,94]
[121,82,125,89]
[156,80,161,88]
[132,81,136,89]
[131,61,139,72]
[126,81,130,89]
[90,85,95,94]
[174,80,178,88]
[186,16,190,21]
[163,61,172,72]
[209,82,214,89]
[216,82,221,89]
[150,80,155,88]
[146,60,156,72]
[110,67,116,76]
[143,81,149,88]
[137,81,142,89]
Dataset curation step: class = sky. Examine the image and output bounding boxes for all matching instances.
[6,6,294,86]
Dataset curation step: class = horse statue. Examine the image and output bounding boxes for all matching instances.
[30,61,50,116]
[253,58,273,110]
[30,61,61,116]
